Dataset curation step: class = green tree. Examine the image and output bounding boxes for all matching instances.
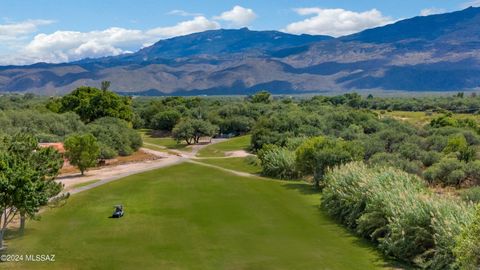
[64,133,100,175]
[151,110,181,131]
[249,91,272,104]
[0,133,65,248]
[56,86,133,123]
[171,120,195,144]
[101,80,111,91]
[172,118,218,145]
[296,136,364,189]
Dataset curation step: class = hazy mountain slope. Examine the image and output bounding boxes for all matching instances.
[1,7,480,94]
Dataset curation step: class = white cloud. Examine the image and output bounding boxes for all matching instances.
[283,8,393,37]
[147,16,219,38]
[214,5,257,27]
[0,19,53,41]
[24,27,146,63]
[167,9,203,17]
[420,8,446,16]
[461,0,480,8]
[5,16,220,64]
[0,6,257,65]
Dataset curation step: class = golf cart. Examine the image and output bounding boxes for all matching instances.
[111,205,124,218]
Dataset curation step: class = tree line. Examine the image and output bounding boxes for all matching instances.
[0,84,141,248]
[133,91,480,269]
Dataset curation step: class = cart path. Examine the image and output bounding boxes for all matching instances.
[60,155,185,195]
[58,138,230,195]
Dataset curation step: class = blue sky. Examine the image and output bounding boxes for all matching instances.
[0,0,478,65]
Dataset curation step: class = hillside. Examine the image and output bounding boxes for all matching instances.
[1,7,480,94]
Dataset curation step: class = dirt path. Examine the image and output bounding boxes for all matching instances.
[187,159,256,178]
[57,138,230,195]
[59,155,185,195]
[193,150,252,159]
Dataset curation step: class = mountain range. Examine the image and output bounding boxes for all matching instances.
[2,7,480,95]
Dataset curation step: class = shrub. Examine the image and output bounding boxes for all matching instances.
[460,187,480,203]
[98,143,117,160]
[295,136,364,188]
[420,151,442,167]
[244,155,260,167]
[443,134,476,162]
[454,205,480,270]
[423,158,466,186]
[322,162,474,268]
[465,160,480,185]
[369,152,422,175]
[257,145,299,180]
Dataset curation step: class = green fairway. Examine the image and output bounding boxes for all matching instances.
[196,157,261,174]
[140,131,190,151]
[197,135,251,157]
[5,163,388,270]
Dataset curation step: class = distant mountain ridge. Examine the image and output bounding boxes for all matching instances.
[1,7,480,95]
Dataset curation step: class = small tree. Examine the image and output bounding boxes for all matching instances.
[64,133,100,175]
[101,80,111,91]
[172,120,195,144]
[296,136,363,189]
[172,118,218,145]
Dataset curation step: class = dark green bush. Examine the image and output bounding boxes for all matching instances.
[87,117,142,157]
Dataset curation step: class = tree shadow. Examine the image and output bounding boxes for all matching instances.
[281,182,412,270]
[56,173,84,180]
[147,130,170,138]
[3,227,33,241]
[282,182,318,195]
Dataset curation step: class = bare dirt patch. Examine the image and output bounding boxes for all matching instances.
[60,150,159,175]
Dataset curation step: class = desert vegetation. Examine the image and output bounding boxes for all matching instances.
[132,91,479,269]
[1,89,479,269]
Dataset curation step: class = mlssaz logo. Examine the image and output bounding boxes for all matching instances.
[25,254,56,262]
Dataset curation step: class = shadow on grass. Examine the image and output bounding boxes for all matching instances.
[3,226,37,242]
[282,182,318,195]
[282,182,413,270]
[146,129,170,138]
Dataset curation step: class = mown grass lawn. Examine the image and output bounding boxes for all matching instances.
[196,157,261,174]
[5,163,388,270]
[197,135,251,157]
[140,130,190,151]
